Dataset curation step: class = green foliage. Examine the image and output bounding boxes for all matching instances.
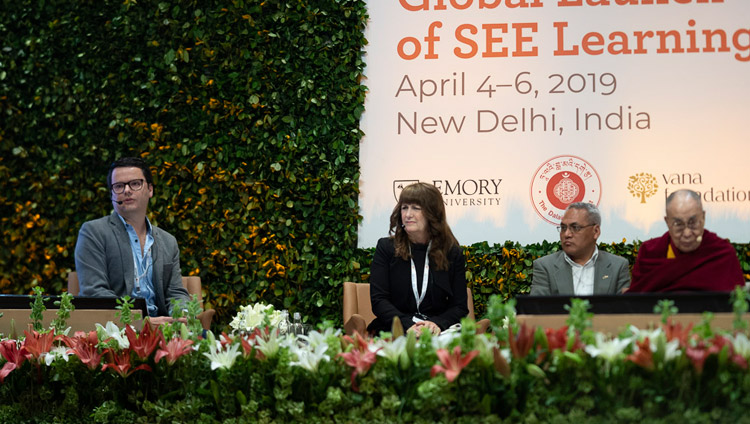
[180,294,205,337]
[2,1,749,333]
[0,0,368,327]
[115,296,135,326]
[730,286,749,331]
[565,298,594,344]
[654,299,678,325]
[51,291,75,334]
[486,295,517,342]
[29,286,46,332]
[3,319,750,422]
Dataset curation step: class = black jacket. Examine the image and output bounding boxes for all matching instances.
[367,237,468,334]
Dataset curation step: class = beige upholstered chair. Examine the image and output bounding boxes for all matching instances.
[68,271,80,296]
[181,276,216,331]
[342,282,375,336]
[342,281,490,336]
[67,271,214,330]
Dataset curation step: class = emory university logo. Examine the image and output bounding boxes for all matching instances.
[393,180,420,201]
[530,155,601,225]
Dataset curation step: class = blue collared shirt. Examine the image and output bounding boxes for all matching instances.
[116,213,157,317]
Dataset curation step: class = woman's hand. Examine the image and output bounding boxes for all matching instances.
[408,320,441,336]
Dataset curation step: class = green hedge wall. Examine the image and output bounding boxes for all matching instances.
[2,1,749,329]
[0,0,368,325]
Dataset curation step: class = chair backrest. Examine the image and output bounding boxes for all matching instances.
[343,281,375,326]
[343,281,476,325]
[67,271,202,305]
[181,276,204,306]
[68,271,80,296]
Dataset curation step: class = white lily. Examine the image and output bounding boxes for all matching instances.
[299,327,341,350]
[95,321,129,349]
[498,347,512,364]
[628,325,663,351]
[229,303,282,332]
[732,333,750,359]
[203,343,242,370]
[431,331,460,350]
[279,333,299,350]
[255,329,282,358]
[44,346,72,366]
[375,336,408,364]
[289,342,330,372]
[584,333,631,362]
[474,334,501,366]
[662,339,682,362]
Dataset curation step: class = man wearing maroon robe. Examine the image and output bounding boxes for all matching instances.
[629,189,745,292]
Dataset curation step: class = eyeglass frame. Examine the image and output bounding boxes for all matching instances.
[556,223,596,234]
[111,179,146,194]
[666,216,703,233]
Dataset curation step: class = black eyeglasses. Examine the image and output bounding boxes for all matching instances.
[111,179,145,194]
[557,223,595,234]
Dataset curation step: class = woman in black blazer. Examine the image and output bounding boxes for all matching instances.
[367,182,468,336]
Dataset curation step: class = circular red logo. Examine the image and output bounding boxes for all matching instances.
[530,155,601,225]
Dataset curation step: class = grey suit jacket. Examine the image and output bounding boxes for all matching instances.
[74,212,190,316]
[530,250,630,296]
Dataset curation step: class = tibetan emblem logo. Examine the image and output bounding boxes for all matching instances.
[627,172,658,203]
[393,180,420,201]
[530,155,601,225]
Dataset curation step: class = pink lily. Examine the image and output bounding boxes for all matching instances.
[22,330,57,361]
[509,322,535,359]
[63,331,103,371]
[685,342,709,374]
[708,335,747,370]
[338,333,378,392]
[102,348,152,378]
[125,324,161,360]
[154,337,194,366]
[626,337,655,371]
[0,340,29,384]
[538,326,583,363]
[663,319,694,348]
[431,345,479,383]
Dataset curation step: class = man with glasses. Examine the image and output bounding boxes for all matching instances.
[629,189,744,292]
[74,157,190,324]
[531,202,630,295]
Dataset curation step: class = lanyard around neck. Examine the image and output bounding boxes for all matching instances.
[134,247,152,293]
[409,241,431,313]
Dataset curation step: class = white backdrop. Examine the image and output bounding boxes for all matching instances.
[358,0,750,247]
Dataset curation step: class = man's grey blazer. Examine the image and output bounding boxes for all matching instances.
[74,212,190,316]
[530,250,631,296]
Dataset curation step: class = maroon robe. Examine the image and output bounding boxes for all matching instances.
[629,230,745,293]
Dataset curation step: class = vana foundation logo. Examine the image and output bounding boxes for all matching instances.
[627,172,659,203]
[530,155,601,225]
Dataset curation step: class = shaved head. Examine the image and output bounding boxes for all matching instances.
[665,189,705,253]
[666,189,702,211]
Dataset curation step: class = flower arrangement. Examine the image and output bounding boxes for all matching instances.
[3,292,750,422]
[228,303,283,333]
